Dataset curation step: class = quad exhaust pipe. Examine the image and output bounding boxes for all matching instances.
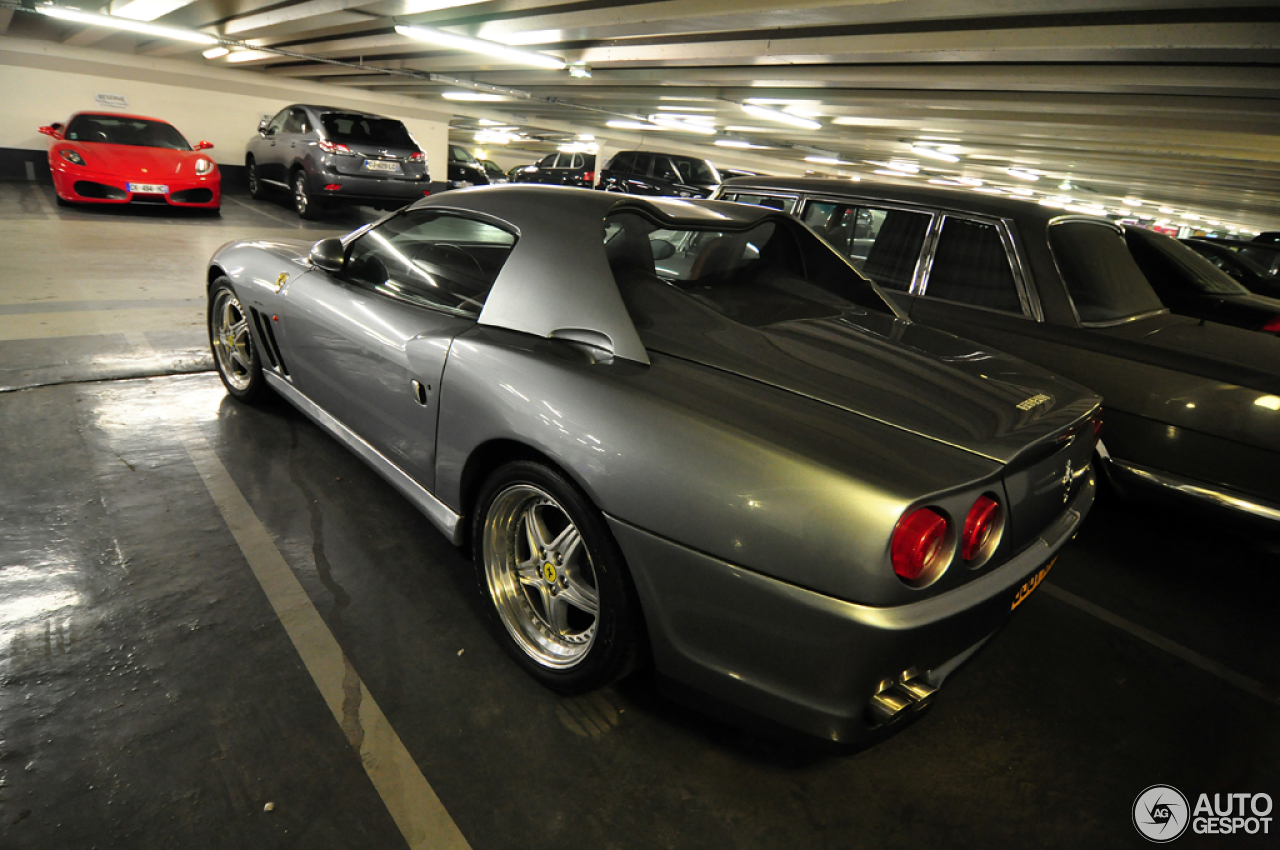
[868,671,938,725]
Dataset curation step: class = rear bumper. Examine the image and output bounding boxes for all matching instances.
[610,470,1094,742]
[310,168,431,205]
[51,162,220,208]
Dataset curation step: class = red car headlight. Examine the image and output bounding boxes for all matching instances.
[195,157,215,176]
[60,149,85,166]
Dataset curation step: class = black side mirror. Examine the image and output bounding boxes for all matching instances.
[650,239,676,261]
[309,238,345,272]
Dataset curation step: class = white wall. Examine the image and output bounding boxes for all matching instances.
[0,37,452,180]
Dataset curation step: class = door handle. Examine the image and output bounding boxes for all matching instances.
[411,380,430,406]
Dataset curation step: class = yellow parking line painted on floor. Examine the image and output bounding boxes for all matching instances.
[176,424,472,850]
[132,328,470,849]
[1042,583,1279,707]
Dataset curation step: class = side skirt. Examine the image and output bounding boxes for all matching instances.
[264,372,464,544]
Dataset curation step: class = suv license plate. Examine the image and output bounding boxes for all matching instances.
[364,160,401,173]
[128,183,168,194]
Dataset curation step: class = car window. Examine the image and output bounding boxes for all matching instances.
[605,211,893,323]
[653,157,680,182]
[321,113,414,147]
[343,211,517,318]
[1048,221,1166,324]
[922,217,1025,313]
[802,202,930,292]
[64,115,191,150]
[609,152,635,172]
[1126,230,1249,296]
[538,154,557,168]
[670,156,718,185]
[450,145,477,163]
[266,109,289,135]
[722,193,798,214]
[570,154,585,170]
[632,153,653,176]
[281,109,310,135]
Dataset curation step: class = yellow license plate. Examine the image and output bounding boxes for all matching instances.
[1010,557,1056,611]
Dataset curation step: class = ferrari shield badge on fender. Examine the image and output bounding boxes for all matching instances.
[274,272,288,291]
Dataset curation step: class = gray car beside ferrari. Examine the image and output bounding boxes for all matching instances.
[206,186,1100,743]
[716,177,1280,528]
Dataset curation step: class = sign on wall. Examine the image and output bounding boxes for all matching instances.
[94,93,129,109]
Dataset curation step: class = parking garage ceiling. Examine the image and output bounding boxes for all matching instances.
[4,0,1280,231]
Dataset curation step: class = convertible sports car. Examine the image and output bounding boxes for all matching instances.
[717,177,1280,527]
[206,186,1100,742]
[40,112,220,210]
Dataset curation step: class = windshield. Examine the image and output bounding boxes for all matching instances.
[1048,221,1166,324]
[666,156,719,186]
[320,113,415,148]
[64,115,191,150]
[450,146,477,163]
[604,211,892,326]
[1126,229,1250,296]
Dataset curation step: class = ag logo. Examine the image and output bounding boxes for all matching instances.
[1134,785,1190,842]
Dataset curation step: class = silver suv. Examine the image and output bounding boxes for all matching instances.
[245,104,430,219]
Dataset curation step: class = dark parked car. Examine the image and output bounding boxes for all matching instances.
[245,104,430,219]
[205,186,1100,743]
[447,145,490,189]
[1196,237,1280,277]
[476,159,508,184]
[1124,226,1280,334]
[510,151,596,187]
[1182,238,1280,299]
[718,176,1280,527]
[599,150,720,197]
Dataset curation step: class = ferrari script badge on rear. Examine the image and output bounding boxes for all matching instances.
[1016,393,1051,411]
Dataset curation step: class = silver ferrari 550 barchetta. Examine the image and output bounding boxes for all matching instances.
[206,185,1101,743]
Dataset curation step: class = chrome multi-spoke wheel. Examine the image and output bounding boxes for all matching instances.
[247,158,266,200]
[293,171,321,220]
[208,279,265,401]
[474,461,639,691]
[484,484,600,668]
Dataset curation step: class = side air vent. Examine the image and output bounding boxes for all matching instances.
[249,308,288,376]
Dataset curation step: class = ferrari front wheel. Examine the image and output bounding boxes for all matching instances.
[208,278,266,402]
[473,461,640,693]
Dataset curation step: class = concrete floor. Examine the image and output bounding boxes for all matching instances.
[1,180,1277,849]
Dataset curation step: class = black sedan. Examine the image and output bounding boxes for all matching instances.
[1124,226,1280,334]
[717,177,1280,528]
[1182,238,1280,299]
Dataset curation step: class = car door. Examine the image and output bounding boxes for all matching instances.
[256,108,291,184]
[274,209,518,488]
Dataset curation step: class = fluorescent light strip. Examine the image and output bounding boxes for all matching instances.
[805,156,853,166]
[441,91,507,102]
[741,105,820,130]
[1005,168,1040,181]
[606,120,662,131]
[715,139,764,149]
[202,46,230,59]
[395,24,566,70]
[36,6,217,43]
[112,0,195,22]
[648,115,716,135]
[910,145,959,163]
[874,169,920,178]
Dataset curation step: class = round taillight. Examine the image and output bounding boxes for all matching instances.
[961,495,1003,565]
[891,508,951,584]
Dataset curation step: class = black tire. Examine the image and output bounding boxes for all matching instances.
[208,278,267,403]
[246,157,267,200]
[473,460,640,693]
[292,169,322,220]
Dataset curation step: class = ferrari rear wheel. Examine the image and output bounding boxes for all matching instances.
[208,279,266,402]
[474,461,640,693]
[293,170,322,220]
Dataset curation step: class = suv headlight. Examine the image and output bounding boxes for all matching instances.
[195,157,215,175]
